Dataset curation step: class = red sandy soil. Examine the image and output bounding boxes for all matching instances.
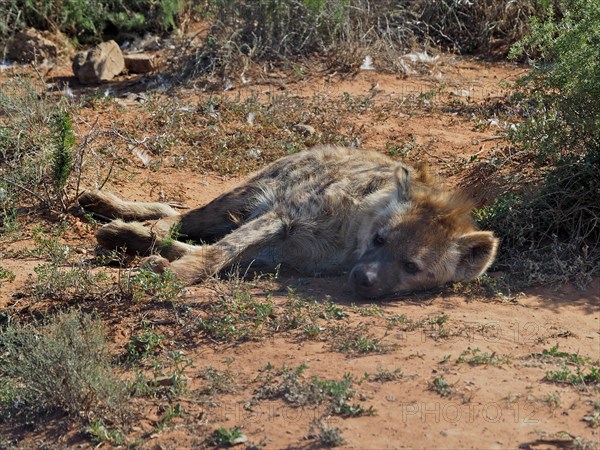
[0,53,598,449]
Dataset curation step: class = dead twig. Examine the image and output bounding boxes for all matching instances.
[0,176,48,206]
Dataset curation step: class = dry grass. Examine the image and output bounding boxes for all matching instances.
[0,311,130,423]
[174,0,540,83]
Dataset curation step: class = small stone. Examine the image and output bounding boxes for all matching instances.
[124,53,155,74]
[230,434,247,445]
[72,40,124,84]
[248,148,262,158]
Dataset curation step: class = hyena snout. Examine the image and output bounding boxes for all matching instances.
[350,262,383,298]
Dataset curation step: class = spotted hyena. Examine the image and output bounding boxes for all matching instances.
[79,145,498,298]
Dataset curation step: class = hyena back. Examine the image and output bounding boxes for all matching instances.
[79,145,498,298]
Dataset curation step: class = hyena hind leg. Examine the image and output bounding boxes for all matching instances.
[96,220,197,261]
[79,190,180,221]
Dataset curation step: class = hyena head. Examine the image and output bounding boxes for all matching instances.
[350,165,498,298]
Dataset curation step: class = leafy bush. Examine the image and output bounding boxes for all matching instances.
[0,311,129,423]
[105,0,182,36]
[0,0,551,60]
[478,0,600,287]
[0,0,183,45]
[477,150,599,287]
[19,0,107,43]
[509,0,600,159]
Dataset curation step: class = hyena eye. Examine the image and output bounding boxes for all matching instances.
[404,261,420,275]
[373,233,386,246]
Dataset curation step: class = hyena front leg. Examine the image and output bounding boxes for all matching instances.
[83,182,265,244]
[78,190,180,220]
[80,190,188,259]
[96,219,197,261]
[143,211,284,284]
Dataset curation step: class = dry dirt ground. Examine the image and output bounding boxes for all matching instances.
[0,53,599,449]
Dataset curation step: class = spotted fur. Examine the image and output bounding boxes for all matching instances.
[80,145,498,298]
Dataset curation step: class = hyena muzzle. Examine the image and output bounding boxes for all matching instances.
[79,145,498,298]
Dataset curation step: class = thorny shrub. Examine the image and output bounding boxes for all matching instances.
[0,311,130,423]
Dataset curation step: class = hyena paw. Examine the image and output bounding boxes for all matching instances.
[78,190,117,214]
[141,255,171,274]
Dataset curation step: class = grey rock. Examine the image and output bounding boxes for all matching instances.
[72,40,124,84]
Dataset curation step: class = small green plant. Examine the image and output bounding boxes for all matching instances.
[310,420,345,447]
[422,313,450,328]
[255,365,374,417]
[29,225,70,264]
[277,289,346,337]
[319,299,348,320]
[388,313,453,340]
[30,261,113,302]
[533,344,593,366]
[0,207,20,237]
[157,403,182,432]
[544,365,600,387]
[351,303,385,317]
[198,287,276,342]
[197,280,345,343]
[50,111,75,209]
[86,420,126,446]
[456,348,512,366]
[428,375,454,398]
[371,367,404,383]
[157,351,192,396]
[130,350,192,398]
[583,401,600,428]
[209,426,246,446]
[125,325,165,360]
[124,268,185,303]
[329,324,395,356]
[0,266,15,288]
[542,392,561,408]
[386,313,416,330]
[199,365,237,395]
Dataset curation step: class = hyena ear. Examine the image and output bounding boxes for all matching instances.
[394,165,411,202]
[454,231,499,280]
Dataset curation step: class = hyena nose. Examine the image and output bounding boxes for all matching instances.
[352,268,377,288]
